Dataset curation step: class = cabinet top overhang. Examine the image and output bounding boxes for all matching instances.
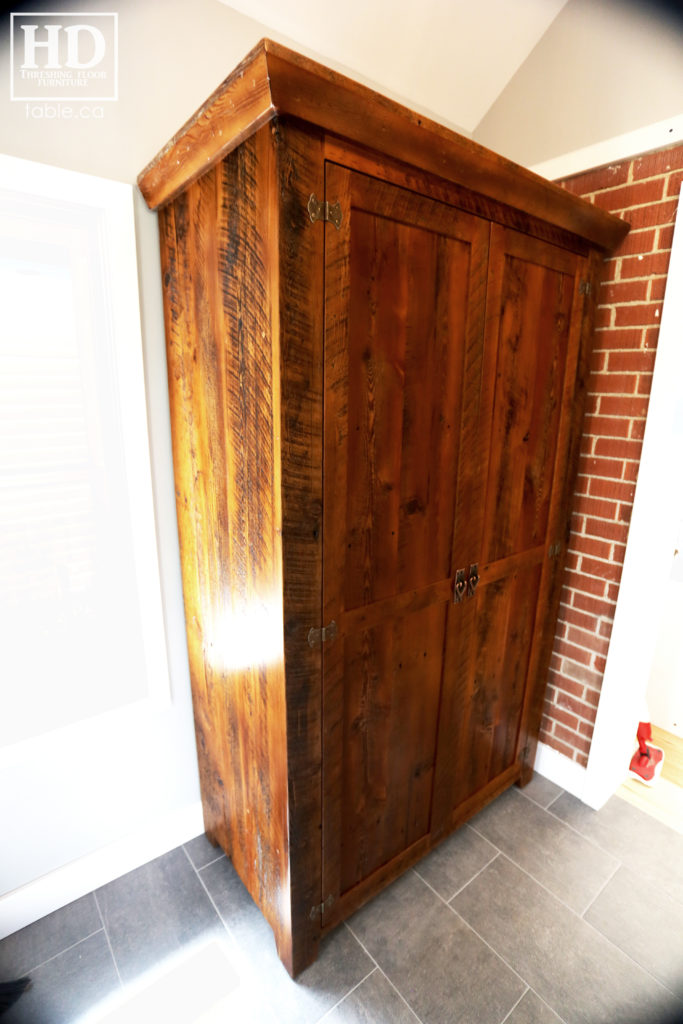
[137,38,628,252]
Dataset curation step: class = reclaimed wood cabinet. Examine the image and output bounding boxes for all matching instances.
[138,39,628,976]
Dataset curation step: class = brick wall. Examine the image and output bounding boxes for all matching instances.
[540,142,683,767]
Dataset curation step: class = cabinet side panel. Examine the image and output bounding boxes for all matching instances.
[158,129,291,951]
[275,120,325,974]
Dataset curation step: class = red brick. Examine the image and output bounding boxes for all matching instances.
[552,674,586,700]
[595,178,665,213]
[560,162,630,196]
[622,461,640,483]
[666,169,683,197]
[589,477,636,502]
[637,373,654,396]
[545,734,580,761]
[599,395,649,418]
[607,349,656,373]
[578,455,623,480]
[567,626,609,655]
[570,514,585,536]
[570,590,615,620]
[555,640,593,666]
[592,437,643,461]
[595,307,614,329]
[584,517,630,543]
[562,660,605,691]
[594,655,608,673]
[559,694,598,723]
[581,557,624,585]
[558,603,599,633]
[599,619,614,641]
[551,706,580,732]
[630,418,648,440]
[590,372,638,395]
[594,327,649,350]
[599,279,649,305]
[574,495,619,521]
[620,252,671,278]
[583,687,602,707]
[614,302,663,327]
[578,719,595,739]
[565,570,609,599]
[576,751,589,768]
[624,200,678,231]
[613,543,627,565]
[614,228,656,257]
[650,277,667,301]
[657,224,675,250]
[632,144,683,180]
[589,351,608,376]
[554,723,592,755]
[584,416,632,439]
[571,535,613,562]
[599,258,620,284]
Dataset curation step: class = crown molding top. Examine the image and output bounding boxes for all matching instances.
[137,38,628,252]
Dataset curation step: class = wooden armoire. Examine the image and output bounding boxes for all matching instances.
[138,40,628,976]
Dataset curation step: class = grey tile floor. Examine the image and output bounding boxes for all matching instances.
[1,774,682,1024]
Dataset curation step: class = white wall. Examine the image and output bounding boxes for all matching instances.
[474,0,683,167]
[647,516,683,737]
[0,0,277,183]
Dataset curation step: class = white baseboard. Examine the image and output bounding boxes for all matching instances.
[534,741,587,798]
[0,800,204,941]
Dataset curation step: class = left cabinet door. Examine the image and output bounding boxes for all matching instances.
[320,161,490,925]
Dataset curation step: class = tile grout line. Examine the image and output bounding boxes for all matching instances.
[314,965,378,1023]
[486,789,627,880]
[15,928,107,977]
[191,851,226,871]
[468,834,615,923]
[446,896,571,1024]
[452,848,682,1010]
[497,986,529,1024]
[515,783,565,811]
[414,848,500,903]
[343,921,426,1024]
[180,844,234,945]
[93,891,123,987]
[414,866,533,997]
[579,857,622,918]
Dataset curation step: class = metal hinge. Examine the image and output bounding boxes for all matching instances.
[453,564,479,604]
[307,620,338,648]
[309,893,334,919]
[579,279,591,296]
[308,193,343,230]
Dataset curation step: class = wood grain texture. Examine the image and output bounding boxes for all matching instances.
[274,120,325,974]
[158,126,294,965]
[516,247,603,784]
[138,39,628,254]
[321,163,491,912]
[145,44,629,977]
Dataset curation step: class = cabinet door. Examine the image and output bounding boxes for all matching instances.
[434,225,591,822]
[321,162,489,922]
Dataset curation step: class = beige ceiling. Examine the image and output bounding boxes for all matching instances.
[218,0,570,134]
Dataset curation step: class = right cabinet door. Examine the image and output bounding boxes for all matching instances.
[433,224,592,825]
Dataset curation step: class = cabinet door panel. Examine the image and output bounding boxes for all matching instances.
[434,226,589,818]
[339,604,446,893]
[483,236,577,563]
[322,162,489,915]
